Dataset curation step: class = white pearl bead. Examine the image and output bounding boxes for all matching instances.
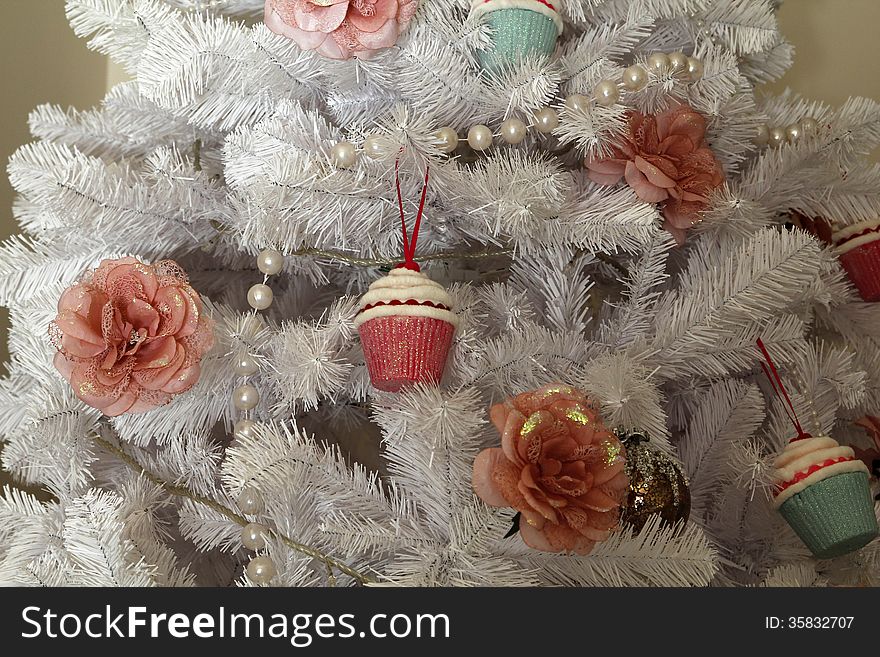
[363,135,393,160]
[686,57,704,81]
[234,418,258,441]
[247,283,273,311]
[330,140,356,168]
[800,116,819,134]
[622,64,648,91]
[242,523,268,550]
[647,52,670,74]
[238,486,264,514]
[233,384,260,411]
[533,107,559,133]
[786,123,802,143]
[467,124,493,151]
[257,249,284,276]
[593,80,620,107]
[233,354,259,377]
[246,555,276,585]
[500,118,527,145]
[754,124,770,146]
[769,126,787,148]
[434,127,459,153]
[668,51,688,72]
[565,94,590,112]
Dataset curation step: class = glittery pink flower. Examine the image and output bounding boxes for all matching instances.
[472,384,628,554]
[49,257,214,417]
[586,102,724,244]
[264,0,419,60]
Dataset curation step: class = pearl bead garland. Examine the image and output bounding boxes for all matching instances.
[467,124,493,151]
[233,384,260,410]
[242,522,268,550]
[321,52,707,163]
[593,80,620,107]
[433,126,459,153]
[533,107,559,133]
[238,486,264,515]
[227,244,289,586]
[500,118,527,145]
[330,140,356,168]
[564,94,590,112]
[755,116,822,149]
[647,52,670,73]
[622,64,648,91]
[246,555,276,585]
[233,354,259,377]
[321,52,707,164]
[234,418,258,441]
[769,126,787,148]
[247,283,273,311]
[257,249,284,276]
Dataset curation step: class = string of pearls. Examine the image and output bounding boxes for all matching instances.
[754,116,820,148]
[328,52,705,164]
[231,248,286,585]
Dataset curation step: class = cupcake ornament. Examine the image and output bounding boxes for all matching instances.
[470,0,563,75]
[758,340,878,559]
[354,163,458,392]
[832,219,880,302]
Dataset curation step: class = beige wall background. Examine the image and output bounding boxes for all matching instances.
[2,0,880,373]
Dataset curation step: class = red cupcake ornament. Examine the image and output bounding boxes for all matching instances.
[354,164,458,392]
[832,219,880,302]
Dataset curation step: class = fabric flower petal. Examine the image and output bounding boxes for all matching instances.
[49,257,213,417]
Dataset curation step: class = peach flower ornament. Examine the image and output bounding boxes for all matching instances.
[49,257,214,417]
[472,384,629,554]
[264,0,419,60]
[586,102,724,244]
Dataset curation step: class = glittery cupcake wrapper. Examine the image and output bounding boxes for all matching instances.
[477,8,559,75]
[777,471,878,559]
[839,239,880,302]
[358,316,455,393]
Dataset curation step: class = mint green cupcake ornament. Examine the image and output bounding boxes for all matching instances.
[470,0,564,75]
[757,339,878,560]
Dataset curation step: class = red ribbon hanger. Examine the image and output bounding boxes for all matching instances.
[756,338,811,441]
[394,159,430,272]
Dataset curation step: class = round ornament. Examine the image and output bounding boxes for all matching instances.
[618,431,691,532]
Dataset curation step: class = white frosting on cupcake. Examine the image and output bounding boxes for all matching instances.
[470,0,564,34]
[833,219,880,256]
[354,268,459,329]
[772,435,868,507]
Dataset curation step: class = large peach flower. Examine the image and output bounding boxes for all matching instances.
[49,257,214,417]
[472,384,628,554]
[264,0,419,60]
[586,102,724,244]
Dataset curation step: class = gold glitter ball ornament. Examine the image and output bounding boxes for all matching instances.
[618,431,691,532]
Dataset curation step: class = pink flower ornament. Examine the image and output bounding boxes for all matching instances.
[264,0,419,60]
[586,102,725,243]
[472,384,629,554]
[49,257,214,417]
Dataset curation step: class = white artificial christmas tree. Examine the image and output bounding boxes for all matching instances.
[1,0,878,587]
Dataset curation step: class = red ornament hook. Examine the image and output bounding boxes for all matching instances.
[756,338,810,441]
[394,159,430,272]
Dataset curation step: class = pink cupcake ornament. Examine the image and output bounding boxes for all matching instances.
[355,164,458,392]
